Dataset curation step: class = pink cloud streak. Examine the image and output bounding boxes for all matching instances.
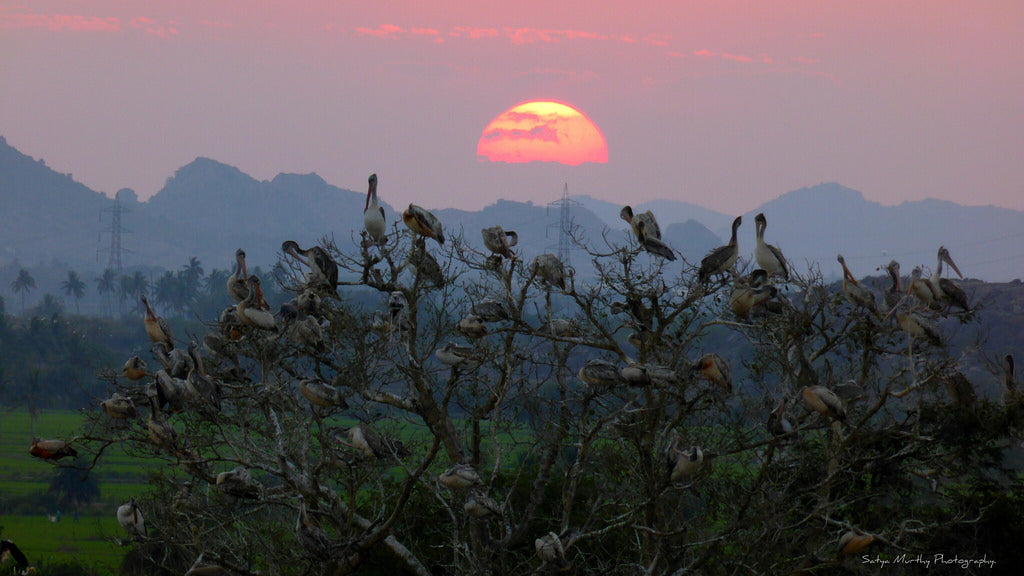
[0,13,120,32]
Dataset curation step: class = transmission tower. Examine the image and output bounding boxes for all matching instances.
[98,190,132,274]
[546,183,580,267]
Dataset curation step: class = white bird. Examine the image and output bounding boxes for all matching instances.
[117,497,147,541]
[754,213,788,280]
[481,225,518,259]
[363,173,386,245]
[439,463,482,489]
[436,342,482,370]
[216,466,261,499]
[236,276,276,329]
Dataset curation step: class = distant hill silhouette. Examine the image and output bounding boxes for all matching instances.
[0,136,1021,283]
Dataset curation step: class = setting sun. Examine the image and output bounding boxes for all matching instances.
[477,100,608,165]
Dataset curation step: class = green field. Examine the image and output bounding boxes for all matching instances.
[0,408,154,574]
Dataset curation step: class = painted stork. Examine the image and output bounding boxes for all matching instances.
[403,204,444,245]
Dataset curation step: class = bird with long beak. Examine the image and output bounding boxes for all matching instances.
[634,219,676,260]
[226,248,249,303]
[531,253,567,291]
[885,296,943,347]
[698,216,742,283]
[282,240,339,296]
[933,246,969,311]
[30,437,77,460]
[117,497,147,541]
[620,205,661,241]
[802,385,846,422]
[754,213,789,280]
[907,266,941,310]
[879,260,902,315]
[141,293,174,350]
[837,254,880,317]
[482,225,518,259]
[235,276,276,330]
[363,173,387,246]
[403,204,445,244]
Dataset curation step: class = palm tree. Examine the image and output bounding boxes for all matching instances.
[120,271,149,316]
[10,268,35,314]
[60,270,87,314]
[95,268,117,317]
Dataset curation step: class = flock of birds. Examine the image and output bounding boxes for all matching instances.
[15,174,1018,573]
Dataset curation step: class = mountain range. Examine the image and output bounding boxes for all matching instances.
[2,135,1022,285]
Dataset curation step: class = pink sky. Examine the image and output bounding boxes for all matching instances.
[2,1,1022,213]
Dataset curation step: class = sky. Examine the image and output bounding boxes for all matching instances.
[2,1,1023,214]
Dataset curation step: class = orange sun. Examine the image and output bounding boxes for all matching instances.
[477,100,608,165]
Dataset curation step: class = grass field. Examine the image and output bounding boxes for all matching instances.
[0,408,155,573]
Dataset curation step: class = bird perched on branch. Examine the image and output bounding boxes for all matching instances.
[30,438,77,461]
[754,213,788,280]
[482,225,518,259]
[363,173,386,246]
[403,204,444,245]
[698,216,742,283]
[116,497,147,541]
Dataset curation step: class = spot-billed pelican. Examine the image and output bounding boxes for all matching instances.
[698,216,742,283]
[754,213,788,280]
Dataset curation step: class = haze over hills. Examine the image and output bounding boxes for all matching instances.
[1,136,1022,290]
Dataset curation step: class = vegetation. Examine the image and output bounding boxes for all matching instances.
[49,214,1023,576]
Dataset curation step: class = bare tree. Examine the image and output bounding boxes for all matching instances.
[72,215,1019,575]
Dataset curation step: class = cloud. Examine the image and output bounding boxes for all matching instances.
[130,16,178,38]
[0,13,120,32]
[356,23,403,39]
[481,125,560,144]
[695,49,772,64]
[794,56,820,64]
[504,27,608,44]
[450,26,499,39]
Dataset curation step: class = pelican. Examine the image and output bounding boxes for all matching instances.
[141,294,174,350]
[888,297,943,346]
[837,530,875,559]
[185,553,228,576]
[668,445,704,484]
[482,225,518,259]
[907,266,941,310]
[295,495,331,557]
[116,497,147,541]
[339,423,410,460]
[100,392,137,420]
[692,353,732,393]
[729,280,778,321]
[216,467,261,499]
[837,254,880,317]
[698,216,742,283]
[409,238,445,288]
[146,385,178,450]
[635,219,676,260]
[403,204,444,244]
[458,314,488,339]
[531,253,567,291]
[236,276,276,329]
[754,213,788,280]
[620,206,661,240]
[578,359,627,390]
[933,246,969,311]
[464,490,502,518]
[471,299,512,322]
[155,369,189,413]
[282,240,339,295]
[186,340,221,411]
[122,356,148,381]
[620,363,652,387]
[226,248,249,303]
[535,530,580,571]
[299,379,348,409]
[152,341,193,379]
[767,398,795,438]
[801,385,846,422]
[880,260,902,314]
[439,463,482,489]
[436,342,482,370]
[363,173,386,245]
[387,290,408,324]
[29,438,77,461]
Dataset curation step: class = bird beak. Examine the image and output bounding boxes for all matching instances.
[942,252,963,279]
